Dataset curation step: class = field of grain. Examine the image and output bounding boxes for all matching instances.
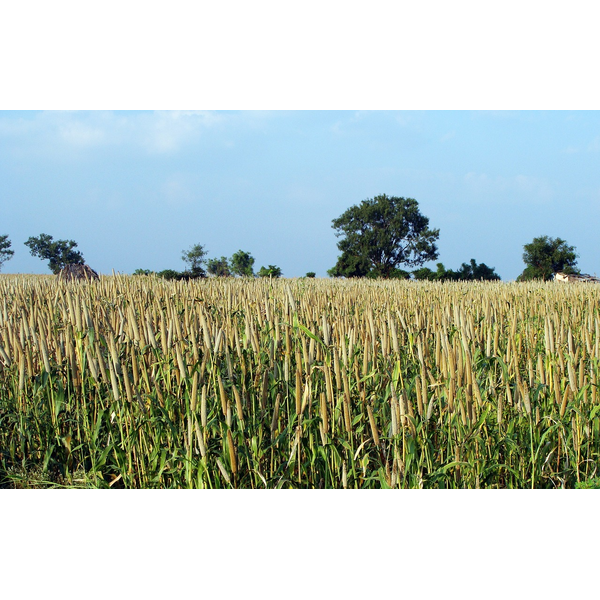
[1,274,599,488]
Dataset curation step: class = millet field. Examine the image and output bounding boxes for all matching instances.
[1,274,600,488]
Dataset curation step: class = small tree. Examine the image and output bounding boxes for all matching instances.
[181,244,207,278]
[207,257,231,277]
[230,250,255,277]
[305,272,316,278]
[517,236,578,281]
[258,265,282,278]
[435,263,453,281]
[0,234,14,272]
[24,233,84,274]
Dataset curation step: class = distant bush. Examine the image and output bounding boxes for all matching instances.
[157,269,181,280]
[156,269,203,281]
[133,269,154,276]
[413,260,500,282]
[258,265,282,278]
[305,272,316,278]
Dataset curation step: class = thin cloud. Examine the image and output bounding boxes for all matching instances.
[464,171,554,201]
[142,110,223,154]
[471,110,522,119]
[58,121,106,147]
[162,173,195,206]
[587,136,600,152]
[330,111,417,136]
[0,110,225,156]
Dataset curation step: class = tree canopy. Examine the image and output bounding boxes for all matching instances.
[258,265,282,278]
[517,236,578,281]
[230,250,255,277]
[24,233,84,274]
[0,234,14,272]
[452,259,500,281]
[328,194,439,278]
[207,256,232,277]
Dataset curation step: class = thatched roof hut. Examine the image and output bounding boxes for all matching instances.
[58,264,99,281]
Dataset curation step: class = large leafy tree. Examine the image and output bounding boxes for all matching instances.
[230,250,255,277]
[24,233,84,274]
[328,194,440,278]
[517,236,578,281]
[0,234,14,271]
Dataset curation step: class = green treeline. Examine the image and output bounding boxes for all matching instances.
[0,194,583,281]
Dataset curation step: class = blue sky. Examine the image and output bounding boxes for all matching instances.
[2,110,600,280]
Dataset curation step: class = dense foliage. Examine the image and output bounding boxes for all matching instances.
[413,259,500,282]
[207,257,232,277]
[329,195,440,278]
[258,265,282,278]
[230,250,255,277]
